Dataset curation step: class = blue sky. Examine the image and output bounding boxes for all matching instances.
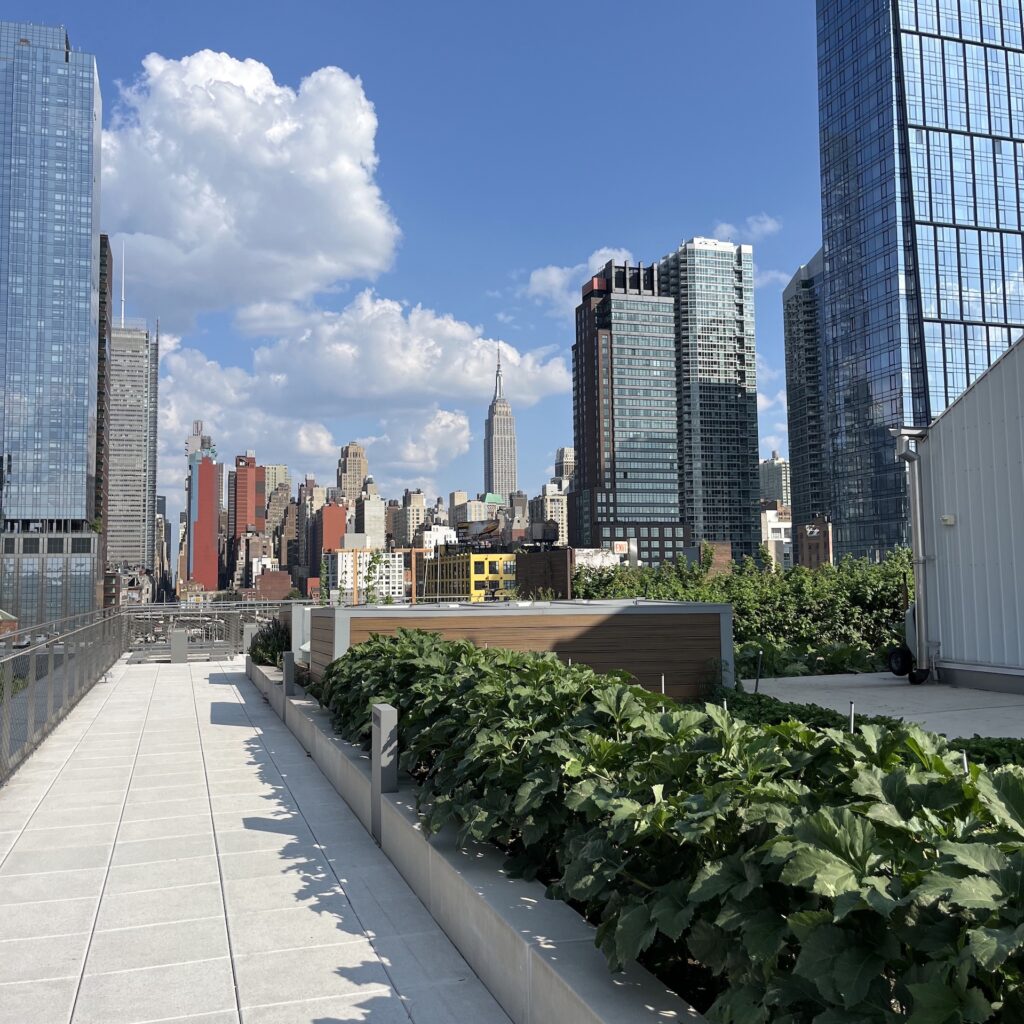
[20,0,820,519]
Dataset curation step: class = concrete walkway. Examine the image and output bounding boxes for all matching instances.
[752,672,1024,738]
[0,659,511,1024]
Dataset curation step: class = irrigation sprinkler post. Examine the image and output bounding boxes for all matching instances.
[754,648,763,693]
[962,750,969,775]
[660,674,665,696]
[849,702,855,734]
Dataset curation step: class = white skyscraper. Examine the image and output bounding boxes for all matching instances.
[483,349,517,504]
[107,319,159,569]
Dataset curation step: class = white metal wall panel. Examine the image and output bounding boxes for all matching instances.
[920,339,1024,672]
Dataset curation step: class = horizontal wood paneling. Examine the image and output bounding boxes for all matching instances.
[348,612,722,699]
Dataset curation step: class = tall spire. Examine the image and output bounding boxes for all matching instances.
[120,239,126,328]
[494,344,503,400]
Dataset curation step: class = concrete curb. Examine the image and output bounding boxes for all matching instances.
[244,660,703,1024]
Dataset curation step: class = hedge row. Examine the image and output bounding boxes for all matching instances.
[574,548,913,670]
[710,688,1024,769]
[313,629,1024,1023]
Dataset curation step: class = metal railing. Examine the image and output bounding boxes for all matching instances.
[0,601,307,782]
[0,613,127,783]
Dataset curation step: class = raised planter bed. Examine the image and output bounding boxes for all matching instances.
[244,658,701,1024]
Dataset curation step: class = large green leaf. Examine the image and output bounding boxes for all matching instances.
[613,902,657,965]
[968,924,1024,970]
[975,770,1024,838]
[781,846,860,898]
[913,871,1003,909]
[832,944,886,1010]
[906,982,962,1024]
[938,841,1009,878]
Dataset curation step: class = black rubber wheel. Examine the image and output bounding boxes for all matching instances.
[888,645,913,677]
[908,668,930,685]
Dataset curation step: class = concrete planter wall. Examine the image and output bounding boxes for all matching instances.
[244,659,703,1024]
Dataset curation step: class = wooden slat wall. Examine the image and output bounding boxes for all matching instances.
[309,611,336,682]
[348,612,722,699]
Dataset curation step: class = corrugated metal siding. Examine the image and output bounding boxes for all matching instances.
[921,339,1024,671]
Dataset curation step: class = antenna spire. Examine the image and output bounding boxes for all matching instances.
[494,344,503,400]
[120,239,125,328]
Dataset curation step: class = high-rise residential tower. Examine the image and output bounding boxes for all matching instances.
[554,447,576,489]
[759,451,792,507]
[783,249,831,562]
[107,317,159,569]
[95,235,112,572]
[336,443,369,503]
[185,430,220,593]
[263,465,290,497]
[483,350,517,505]
[659,238,760,559]
[817,0,1024,558]
[570,261,683,563]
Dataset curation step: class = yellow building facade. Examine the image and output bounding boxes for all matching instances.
[420,552,517,602]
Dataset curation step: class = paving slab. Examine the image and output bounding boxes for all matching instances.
[0,657,510,1024]
[751,672,1024,738]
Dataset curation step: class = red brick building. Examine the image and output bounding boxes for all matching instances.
[310,502,347,577]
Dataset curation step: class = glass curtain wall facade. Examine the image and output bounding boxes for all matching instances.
[817,0,1024,558]
[783,248,832,557]
[570,262,685,565]
[0,23,101,626]
[659,239,760,559]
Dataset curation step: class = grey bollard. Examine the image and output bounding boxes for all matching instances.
[245,654,252,680]
[242,623,258,656]
[169,630,188,664]
[371,702,398,845]
[282,652,295,697]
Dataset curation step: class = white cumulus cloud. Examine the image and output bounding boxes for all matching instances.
[713,213,783,243]
[103,50,399,328]
[524,246,633,320]
[242,291,570,411]
[757,389,788,413]
[753,266,792,290]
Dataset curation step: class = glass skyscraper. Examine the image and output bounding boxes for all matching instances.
[571,261,683,564]
[817,0,1024,558]
[0,23,102,625]
[659,239,760,559]
[783,248,831,561]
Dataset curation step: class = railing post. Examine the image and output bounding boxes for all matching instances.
[0,661,12,780]
[371,702,398,845]
[26,652,37,744]
[46,647,55,723]
[242,623,258,657]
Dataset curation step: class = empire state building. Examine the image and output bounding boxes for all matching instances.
[483,348,517,505]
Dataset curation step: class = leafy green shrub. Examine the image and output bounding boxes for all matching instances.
[248,619,290,668]
[320,629,1024,1021]
[575,548,912,673]
[711,688,1024,769]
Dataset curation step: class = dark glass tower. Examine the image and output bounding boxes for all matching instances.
[818,0,1024,559]
[0,23,102,625]
[783,249,830,558]
[570,261,684,564]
